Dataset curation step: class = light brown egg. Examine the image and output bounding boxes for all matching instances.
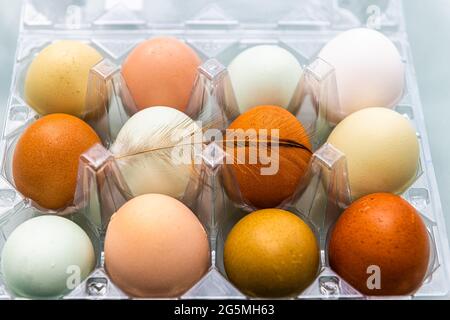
[224,105,312,208]
[122,37,201,113]
[104,194,210,298]
[329,193,430,296]
[12,114,101,210]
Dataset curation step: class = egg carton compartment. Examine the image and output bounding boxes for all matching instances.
[0,142,216,299]
[0,0,448,300]
[4,26,415,144]
[6,33,337,140]
[2,34,335,186]
[0,36,339,223]
[0,139,437,300]
[0,94,441,300]
[210,141,443,299]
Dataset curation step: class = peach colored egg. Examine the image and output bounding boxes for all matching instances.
[329,193,430,296]
[13,114,101,210]
[122,37,201,113]
[104,194,210,298]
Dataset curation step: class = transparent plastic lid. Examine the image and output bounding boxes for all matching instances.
[21,0,404,33]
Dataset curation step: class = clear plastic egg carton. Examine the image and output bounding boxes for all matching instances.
[0,0,448,300]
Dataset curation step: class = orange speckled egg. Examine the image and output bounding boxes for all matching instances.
[122,37,201,112]
[13,114,101,210]
[329,193,430,296]
[224,105,312,209]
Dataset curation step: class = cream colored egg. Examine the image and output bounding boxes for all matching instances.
[25,40,103,117]
[110,107,201,198]
[318,28,405,124]
[327,107,419,200]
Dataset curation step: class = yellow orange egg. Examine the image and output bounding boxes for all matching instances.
[224,209,319,297]
[13,114,101,210]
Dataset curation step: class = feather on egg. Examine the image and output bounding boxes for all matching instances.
[110,107,202,199]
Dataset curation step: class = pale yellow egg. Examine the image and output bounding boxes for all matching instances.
[25,40,103,117]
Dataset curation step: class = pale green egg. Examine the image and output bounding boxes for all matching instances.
[1,216,95,299]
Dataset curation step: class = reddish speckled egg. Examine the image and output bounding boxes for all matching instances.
[122,37,201,112]
[329,193,430,296]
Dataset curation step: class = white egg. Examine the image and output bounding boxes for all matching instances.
[110,107,201,198]
[1,216,95,299]
[227,45,303,113]
[318,28,405,124]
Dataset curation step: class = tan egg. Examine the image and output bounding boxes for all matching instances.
[13,114,101,210]
[104,194,210,298]
[122,37,201,112]
[25,40,103,117]
[224,209,319,297]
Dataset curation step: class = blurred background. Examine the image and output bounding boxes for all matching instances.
[1,0,449,242]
